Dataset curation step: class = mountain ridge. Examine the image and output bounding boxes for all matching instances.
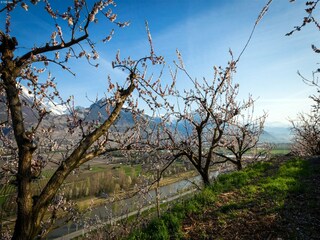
[0,91,292,143]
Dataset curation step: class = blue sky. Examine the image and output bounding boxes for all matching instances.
[2,0,319,125]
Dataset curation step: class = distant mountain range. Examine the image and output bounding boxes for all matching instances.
[0,88,292,144]
[170,117,292,144]
[262,126,292,143]
[84,98,136,127]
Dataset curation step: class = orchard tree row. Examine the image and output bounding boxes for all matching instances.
[0,1,318,239]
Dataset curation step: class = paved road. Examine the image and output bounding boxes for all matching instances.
[47,169,228,239]
[52,189,197,240]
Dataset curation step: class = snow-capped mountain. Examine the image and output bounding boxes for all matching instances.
[40,100,68,115]
[0,87,294,143]
[20,85,68,116]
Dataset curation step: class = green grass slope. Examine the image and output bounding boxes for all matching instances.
[128,157,320,240]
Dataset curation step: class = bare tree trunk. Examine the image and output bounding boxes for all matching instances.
[236,160,242,171]
[155,168,161,218]
[199,169,210,187]
[5,84,39,239]
[1,39,39,239]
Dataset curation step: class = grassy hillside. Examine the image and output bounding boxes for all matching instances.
[128,157,320,239]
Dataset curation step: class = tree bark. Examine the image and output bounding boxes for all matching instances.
[4,79,39,239]
[236,160,242,171]
[1,35,39,240]
[199,169,210,186]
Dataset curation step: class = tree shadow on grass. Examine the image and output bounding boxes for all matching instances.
[276,157,320,239]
